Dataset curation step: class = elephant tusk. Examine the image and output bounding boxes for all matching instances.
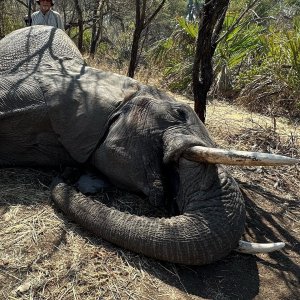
[183,146,300,166]
[235,240,285,254]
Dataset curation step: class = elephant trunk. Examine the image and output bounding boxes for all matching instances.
[51,158,245,265]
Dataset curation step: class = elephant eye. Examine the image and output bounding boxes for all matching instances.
[175,108,187,121]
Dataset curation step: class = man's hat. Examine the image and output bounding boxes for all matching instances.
[36,0,55,6]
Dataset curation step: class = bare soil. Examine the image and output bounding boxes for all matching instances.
[0,99,299,300]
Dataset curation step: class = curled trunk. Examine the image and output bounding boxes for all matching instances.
[51,160,245,265]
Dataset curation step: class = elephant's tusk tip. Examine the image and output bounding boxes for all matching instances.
[235,240,285,254]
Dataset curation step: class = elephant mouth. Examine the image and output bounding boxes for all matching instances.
[162,136,299,214]
[162,131,298,206]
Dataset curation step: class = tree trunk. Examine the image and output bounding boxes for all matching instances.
[0,0,4,38]
[192,0,229,123]
[127,0,144,78]
[73,0,84,52]
[90,0,106,58]
[27,0,32,26]
[128,27,142,78]
[127,0,166,78]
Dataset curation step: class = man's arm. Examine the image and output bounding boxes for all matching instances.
[54,12,64,30]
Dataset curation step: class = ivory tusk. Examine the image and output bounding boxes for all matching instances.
[183,146,300,166]
[235,240,285,254]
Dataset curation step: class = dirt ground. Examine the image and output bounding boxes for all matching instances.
[0,99,299,300]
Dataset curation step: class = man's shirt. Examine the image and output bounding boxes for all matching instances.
[31,10,64,30]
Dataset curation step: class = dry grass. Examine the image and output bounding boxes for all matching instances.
[235,76,300,119]
[0,99,299,300]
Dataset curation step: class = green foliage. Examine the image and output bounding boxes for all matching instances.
[91,28,133,72]
[68,27,92,53]
[281,18,300,87]
[149,1,300,117]
[177,16,198,38]
[2,14,24,36]
[214,12,265,95]
[0,1,28,37]
[239,17,300,90]
[148,16,197,92]
[217,13,264,69]
[82,30,92,52]
[149,12,265,93]
[234,15,300,117]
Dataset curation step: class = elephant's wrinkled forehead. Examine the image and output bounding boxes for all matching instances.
[111,94,216,164]
[122,95,204,129]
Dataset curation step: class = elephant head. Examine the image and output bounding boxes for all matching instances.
[52,87,296,265]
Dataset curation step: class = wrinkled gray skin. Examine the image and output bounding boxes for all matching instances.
[0,26,245,265]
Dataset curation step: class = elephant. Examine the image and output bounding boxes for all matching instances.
[0,26,298,265]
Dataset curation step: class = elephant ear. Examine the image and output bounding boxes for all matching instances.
[39,68,140,163]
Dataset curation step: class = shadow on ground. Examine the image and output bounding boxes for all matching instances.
[114,179,299,299]
[240,183,300,300]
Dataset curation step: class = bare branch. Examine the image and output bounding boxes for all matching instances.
[14,0,28,9]
[144,0,166,28]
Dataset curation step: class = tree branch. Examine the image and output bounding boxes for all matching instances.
[135,0,141,26]
[144,0,166,28]
[14,0,28,9]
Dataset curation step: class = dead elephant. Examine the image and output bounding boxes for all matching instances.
[0,26,298,265]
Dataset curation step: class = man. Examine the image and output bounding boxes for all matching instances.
[31,0,64,30]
